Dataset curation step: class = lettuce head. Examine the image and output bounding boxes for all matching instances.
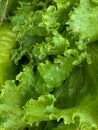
[0,0,98,130]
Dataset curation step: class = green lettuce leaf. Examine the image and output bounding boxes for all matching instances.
[0,65,37,129]
[0,81,26,130]
[67,0,98,43]
[23,94,56,126]
[0,0,98,130]
[0,24,17,89]
[38,55,74,88]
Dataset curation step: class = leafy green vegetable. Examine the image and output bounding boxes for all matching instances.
[0,0,98,130]
[0,24,17,90]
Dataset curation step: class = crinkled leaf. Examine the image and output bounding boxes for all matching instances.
[38,56,74,88]
[33,30,69,60]
[67,0,98,43]
[0,81,26,130]
[0,65,38,129]
[23,94,56,126]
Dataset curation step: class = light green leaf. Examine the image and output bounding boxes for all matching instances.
[0,24,17,89]
[23,94,56,126]
[38,56,74,88]
[42,6,58,28]
[0,65,37,129]
[67,0,98,43]
[0,81,26,130]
